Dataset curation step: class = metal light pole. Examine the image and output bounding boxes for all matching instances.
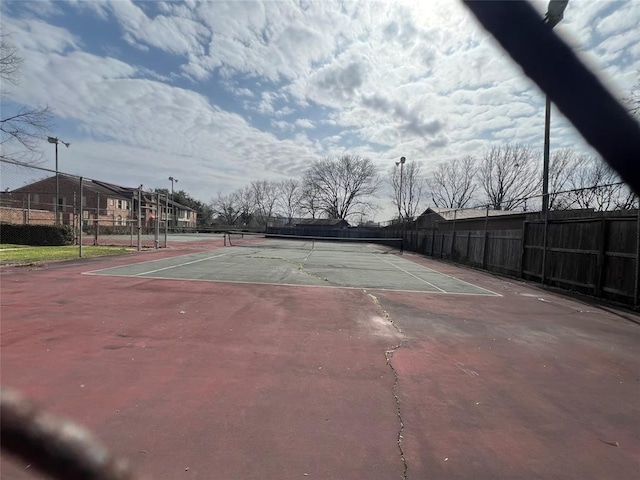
[168,176,178,231]
[396,156,406,222]
[542,0,569,214]
[47,136,70,225]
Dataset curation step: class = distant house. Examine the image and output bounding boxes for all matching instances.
[415,207,526,230]
[0,175,197,229]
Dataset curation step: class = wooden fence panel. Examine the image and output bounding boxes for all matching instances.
[484,231,522,276]
[392,211,638,307]
[522,222,544,279]
[602,218,638,302]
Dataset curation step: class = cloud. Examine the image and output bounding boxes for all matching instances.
[314,61,367,101]
[3,18,79,54]
[1,0,638,214]
[107,0,211,57]
[294,118,315,129]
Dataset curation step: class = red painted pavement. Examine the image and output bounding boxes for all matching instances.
[1,247,403,479]
[1,248,639,479]
[377,254,640,479]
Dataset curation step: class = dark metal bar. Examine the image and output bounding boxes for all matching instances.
[542,95,551,213]
[1,388,138,480]
[463,0,640,196]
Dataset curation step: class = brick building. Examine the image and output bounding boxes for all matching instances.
[0,175,197,229]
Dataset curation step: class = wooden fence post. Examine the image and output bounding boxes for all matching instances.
[541,211,549,285]
[595,218,607,296]
[520,221,528,278]
[482,207,489,269]
[451,209,457,260]
[430,225,435,257]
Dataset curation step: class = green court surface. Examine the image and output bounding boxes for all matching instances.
[85,240,498,295]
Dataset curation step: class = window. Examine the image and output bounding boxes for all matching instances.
[109,199,114,206]
[117,215,123,226]
[117,200,122,209]
[33,194,39,204]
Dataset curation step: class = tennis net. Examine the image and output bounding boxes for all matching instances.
[225,232,403,254]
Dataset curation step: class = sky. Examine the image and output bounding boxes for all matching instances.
[1,0,639,221]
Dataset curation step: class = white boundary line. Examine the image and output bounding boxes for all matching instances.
[83,249,231,275]
[400,253,503,297]
[376,255,448,293]
[133,253,228,275]
[80,272,500,295]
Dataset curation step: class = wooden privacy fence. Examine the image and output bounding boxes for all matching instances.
[393,212,640,308]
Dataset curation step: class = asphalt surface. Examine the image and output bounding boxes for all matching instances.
[1,242,638,479]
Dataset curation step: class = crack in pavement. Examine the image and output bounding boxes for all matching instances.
[367,292,408,480]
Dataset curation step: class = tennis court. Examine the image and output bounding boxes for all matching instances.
[2,236,639,479]
[84,235,498,295]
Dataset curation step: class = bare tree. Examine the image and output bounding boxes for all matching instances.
[615,186,637,210]
[236,185,257,226]
[387,159,426,220]
[300,181,321,219]
[426,156,477,209]
[251,180,279,228]
[0,34,21,82]
[625,69,639,118]
[565,156,625,211]
[1,34,51,162]
[276,179,301,223]
[302,155,380,220]
[211,191,242,225]
[548,147,581,210]
[479,144,540,210]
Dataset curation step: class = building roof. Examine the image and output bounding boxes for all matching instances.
[9,174,130,199]
[295,218,350,227]
[421,207,525,221]
[9,175,196,211]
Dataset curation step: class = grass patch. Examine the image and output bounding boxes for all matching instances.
[0,245,134,264]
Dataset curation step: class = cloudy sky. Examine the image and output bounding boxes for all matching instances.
[1,0,639,220]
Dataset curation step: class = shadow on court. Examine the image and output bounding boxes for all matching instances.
[1,240,638,479]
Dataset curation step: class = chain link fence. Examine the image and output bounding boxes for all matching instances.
[1,158,173,252]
